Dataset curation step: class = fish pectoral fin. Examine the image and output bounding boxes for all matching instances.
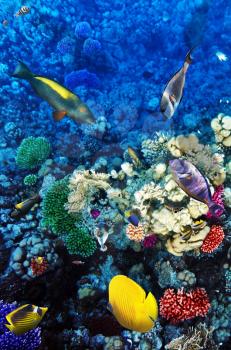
[53,110,67,121]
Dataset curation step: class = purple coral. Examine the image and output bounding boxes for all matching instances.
[57,36,75,55]
[143,234,158,248]
[75,21,92,40]
[64,69,101,89]
[0,301,41,350]
[83,38,102,57]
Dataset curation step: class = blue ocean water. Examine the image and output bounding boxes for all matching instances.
[0,0,230,349]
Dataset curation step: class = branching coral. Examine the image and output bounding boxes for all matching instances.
[201,225,224,253]
[65,226,96,257]
[66,170,110,213]
[42,178,77,235]
[165,323,219,350]
[160,288,210,323]
[141,131,171,165]
[16,136,51,169]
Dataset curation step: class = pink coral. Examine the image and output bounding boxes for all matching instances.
[160,288,210,324]
[206,185,224,218]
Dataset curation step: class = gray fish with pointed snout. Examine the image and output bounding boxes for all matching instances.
[160,49,193,119]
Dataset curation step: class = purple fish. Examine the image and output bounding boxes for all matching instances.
[169,159,223,217]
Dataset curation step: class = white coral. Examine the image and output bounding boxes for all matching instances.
[66,170,110,213]
[211,113,231,147]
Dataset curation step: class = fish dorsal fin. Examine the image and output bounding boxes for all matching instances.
[53,110,67,121]
[143,292,158,321]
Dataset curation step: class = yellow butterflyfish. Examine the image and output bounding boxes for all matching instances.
[12,61,95,125]
[5,304,48,335]
[108,275,158,333]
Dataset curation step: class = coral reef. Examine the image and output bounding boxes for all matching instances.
[211,113,231,147]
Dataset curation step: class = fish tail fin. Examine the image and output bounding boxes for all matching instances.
[208,202,224,217]
[12,61,34,80]
[144,292,158,321]
[5,323,14,333]
[40,307,48,318]
[185,46,197,64]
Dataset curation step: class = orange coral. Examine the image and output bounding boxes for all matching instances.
[201,225,224,253]
[126,223,145,242]
[30,257,48,276]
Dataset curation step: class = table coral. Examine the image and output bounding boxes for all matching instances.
[160,288,210,324]
[201,225,224,253]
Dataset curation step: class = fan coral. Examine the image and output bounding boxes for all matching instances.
[83,38,102,57]
[66,170,110,213]
[206,185,224,218]
[201,225,224,253]
[42,178,77,235]
[65,226,96,257]
[160,288,210,324]
[0,300,41,350]
[126,223,145,242]
[165,323,219,350]
[75,21,92,39]
[143,234,158,248]
[211,113,231,147]
[16,136,51,170]
[23,174,38,186]
[64,69,101,90]
[30,257,48,276]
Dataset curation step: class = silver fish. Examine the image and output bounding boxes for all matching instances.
[169,159,223,217]
[160,49,193,119]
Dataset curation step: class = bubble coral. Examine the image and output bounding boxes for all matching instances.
[16,136,51,170]
[201,225,224,253]
[0,300,41,350]
[30,257,48,276]
[65,226,97,257]
[75,21,92,39]
[83,38,102,57]
[126,223,145,242]
[160,288,210,324]
[23,174,38,186]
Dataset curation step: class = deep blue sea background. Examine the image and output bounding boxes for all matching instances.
[0,0,230,349]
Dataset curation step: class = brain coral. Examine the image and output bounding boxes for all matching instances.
[16,136,51,170]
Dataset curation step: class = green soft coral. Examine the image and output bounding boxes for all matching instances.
[42,178,77,235]
[23,174,38,186]
[65,226,97,257]
[16,136,51,169]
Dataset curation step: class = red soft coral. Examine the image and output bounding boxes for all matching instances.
[201,225,224,253]
[206,185,224,218]
[160,288,210,324]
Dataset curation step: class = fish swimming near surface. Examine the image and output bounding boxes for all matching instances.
[5,304,48,335]
[12,61,95,125]
[108,275,158,332]
[169,159,223,217]
[14,6,30,17]
[127,147,143,168]
[11,194,41,219]
[160,49,193,119]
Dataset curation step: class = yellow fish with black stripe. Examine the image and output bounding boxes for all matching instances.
[5,304,48,335]
[108,275,158,333]
[12,61,95,125]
